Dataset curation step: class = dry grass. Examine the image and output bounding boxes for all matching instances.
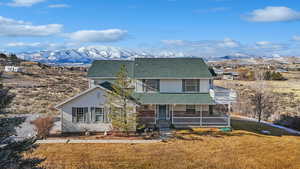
[2,66,88,114]
[214,71,300,116]
[28,119,300,169]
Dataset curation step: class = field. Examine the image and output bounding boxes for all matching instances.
[28,119,300,169]
[1,64,88,114]
[214,71,300,116]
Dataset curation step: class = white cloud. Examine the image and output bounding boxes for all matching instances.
[162,38,239,48]
[5,42,72,51]
[68,29,128,43]
[161,40,186,46]
[255,41,286,50]
[218,38,240,48]
[8,0,46,7]
[159,38,296,57]
[0,16,62,37]
[48,4,70,8]
[256,41,272,46]
[292,35,300,41]
[245,6,300,22]
[6,42,42,47]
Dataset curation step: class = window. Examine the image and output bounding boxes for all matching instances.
[186,105,196,113]
[143,79,160,92]
[72,107,88,123]
[91,107,105,123]
[209,79,213,89]
[95,107,104,122]
[183,80,199,92]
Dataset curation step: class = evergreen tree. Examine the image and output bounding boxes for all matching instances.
[208,66,217,76]
[0,71,43,169]
[271,72,285,80]
[264,71,272,80]
[106,65,137,135]
[9,54,21,65]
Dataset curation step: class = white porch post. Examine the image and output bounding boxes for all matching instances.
[154,104,157,125]
[228,103,231,127]
[171,104,174,124]
[200,105,203,126]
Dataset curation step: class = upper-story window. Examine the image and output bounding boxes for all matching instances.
[143,79,160,92]
[182,79,199,92]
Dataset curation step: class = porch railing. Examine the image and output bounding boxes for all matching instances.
[138,115,230,127]
[172,115,230,127]
[138,117,156,125]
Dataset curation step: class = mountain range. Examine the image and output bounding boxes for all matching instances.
[16,46,188,65]
[13,45,297,65]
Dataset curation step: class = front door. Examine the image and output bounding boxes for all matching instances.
[158,105,167,120]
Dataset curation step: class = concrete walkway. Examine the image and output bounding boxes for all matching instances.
[36,139,162,144]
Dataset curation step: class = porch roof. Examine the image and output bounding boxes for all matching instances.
[132,93,215,105]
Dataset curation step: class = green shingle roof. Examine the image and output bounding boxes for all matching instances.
[132,93,214,105]
[87,60,134,78]
[134,58,212,78]
[87,58,212,78]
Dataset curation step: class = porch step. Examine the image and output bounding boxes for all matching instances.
[159,128,173,141]
[157,120,171,129]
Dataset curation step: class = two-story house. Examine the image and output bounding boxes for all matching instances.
[56,58,230,133]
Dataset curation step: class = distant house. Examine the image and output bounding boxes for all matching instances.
[213,68,224,76]
[275,68,288,73]
[56,58,232,133]
[222,72,239,80]
[4,66,23,72]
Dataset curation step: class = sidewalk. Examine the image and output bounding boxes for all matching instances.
[36,139,162,144]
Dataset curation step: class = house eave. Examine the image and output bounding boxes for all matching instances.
[55,86,112,109]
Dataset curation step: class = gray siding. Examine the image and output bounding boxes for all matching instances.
[60,88,111,133]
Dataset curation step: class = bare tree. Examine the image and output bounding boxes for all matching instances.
[248,72,277,123]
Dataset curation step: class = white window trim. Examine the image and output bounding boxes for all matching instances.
[72,107,88,123]
[183,79,199,93]
[91,107,107,123]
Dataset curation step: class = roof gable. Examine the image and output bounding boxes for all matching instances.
[55,86,109,109]
[88,58,212,79]
[87,60,134,78]
[134,58,212,78]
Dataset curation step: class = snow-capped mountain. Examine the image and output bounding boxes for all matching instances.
[17,46,187,65]
[15,45,300,65]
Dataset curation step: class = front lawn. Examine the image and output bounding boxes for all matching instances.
[27,118,300,169]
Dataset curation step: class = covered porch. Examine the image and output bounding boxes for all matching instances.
[137,104,230,128]
[134,93,230,128]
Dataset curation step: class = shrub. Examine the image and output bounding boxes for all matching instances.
[271,72,286,80]
[275,115,300,131]
[263,71,286,81]
[32,116,54,139]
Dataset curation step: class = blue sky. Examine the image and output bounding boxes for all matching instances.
[1,0,300,57]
